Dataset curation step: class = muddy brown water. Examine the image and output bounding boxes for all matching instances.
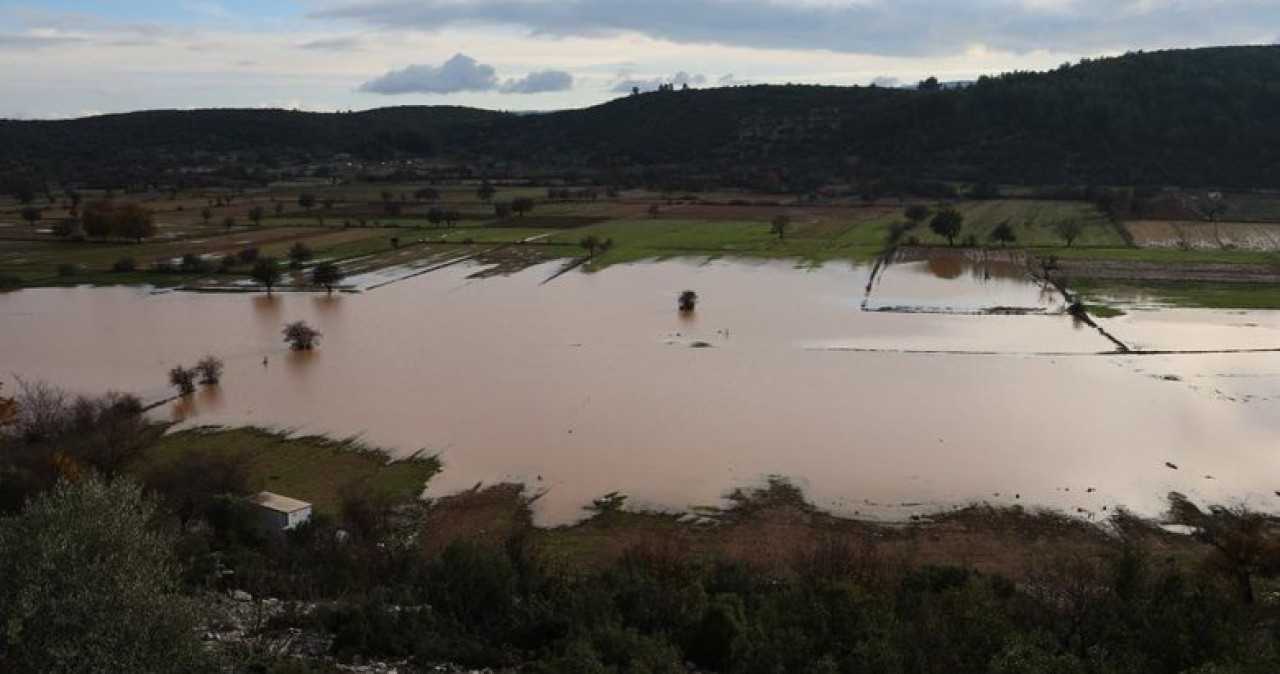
[3,258,1280,525]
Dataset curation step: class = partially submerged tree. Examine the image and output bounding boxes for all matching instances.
[250,257,282,295]
[283,320,321,350]
[310,261,345,294]
[194,355,224,385]
[579,234,601,258]
[679,290,698,312]
[929,207,964,246]
[167,366,196,396]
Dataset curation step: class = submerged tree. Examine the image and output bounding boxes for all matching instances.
[679,290,698,312]
[194,356,224,385]
[283,320,321,350]
[167,366,196,396]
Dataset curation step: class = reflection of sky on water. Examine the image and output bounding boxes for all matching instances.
[3,258,1280,525]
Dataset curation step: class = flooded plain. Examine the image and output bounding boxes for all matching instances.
[3,256,1280,524]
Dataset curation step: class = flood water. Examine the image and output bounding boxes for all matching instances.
[3,258,1280,525]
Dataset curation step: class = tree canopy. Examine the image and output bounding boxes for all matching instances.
[0,477,206,672]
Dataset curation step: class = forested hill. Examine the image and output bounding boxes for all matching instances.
[5,45,1280,188]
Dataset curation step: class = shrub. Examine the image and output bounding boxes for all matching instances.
[111,257,137,273]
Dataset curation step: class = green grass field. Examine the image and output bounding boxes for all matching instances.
[137,426,439,515]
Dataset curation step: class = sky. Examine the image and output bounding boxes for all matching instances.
[1,0,1277,119]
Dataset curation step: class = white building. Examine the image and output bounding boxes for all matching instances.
[252,491,313,533]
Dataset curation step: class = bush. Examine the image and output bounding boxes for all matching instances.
[111,257,137,273]
[237,246,260,263]
[56,262,79,277]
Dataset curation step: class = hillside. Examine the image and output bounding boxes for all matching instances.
[4,45,1280,188]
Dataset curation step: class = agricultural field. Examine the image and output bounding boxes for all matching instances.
[3,183,1280,308]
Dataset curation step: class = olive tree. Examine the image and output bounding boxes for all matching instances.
[0,477,206,672]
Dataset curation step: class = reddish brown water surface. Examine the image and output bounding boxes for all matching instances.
[3,259,1280,524]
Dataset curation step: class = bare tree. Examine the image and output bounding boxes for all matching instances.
[168,366,196,396]
[1053,220,1084,247]
[195,356,224,385]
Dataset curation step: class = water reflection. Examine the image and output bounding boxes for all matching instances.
[312,294,343,317]
[251,294,282,326]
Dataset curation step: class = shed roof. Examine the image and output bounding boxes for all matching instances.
[253,491,311,514]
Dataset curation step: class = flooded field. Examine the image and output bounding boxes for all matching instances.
[3,256,1280,524]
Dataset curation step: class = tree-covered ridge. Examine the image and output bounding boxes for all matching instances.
[5,45,1280,187]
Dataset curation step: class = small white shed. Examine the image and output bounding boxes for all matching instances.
[252,491,313,533]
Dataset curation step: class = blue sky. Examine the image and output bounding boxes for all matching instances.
[1,1,1277,118]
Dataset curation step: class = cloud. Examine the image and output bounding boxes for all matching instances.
[0,33,86,50]
[611,71,706,93]
[359,54,573,95]
[313,0,1280,57]
[499,69,574,94]
[297,36,365,51]
[359,53,498,94]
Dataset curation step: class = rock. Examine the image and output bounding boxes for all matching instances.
[230,589,253,602]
